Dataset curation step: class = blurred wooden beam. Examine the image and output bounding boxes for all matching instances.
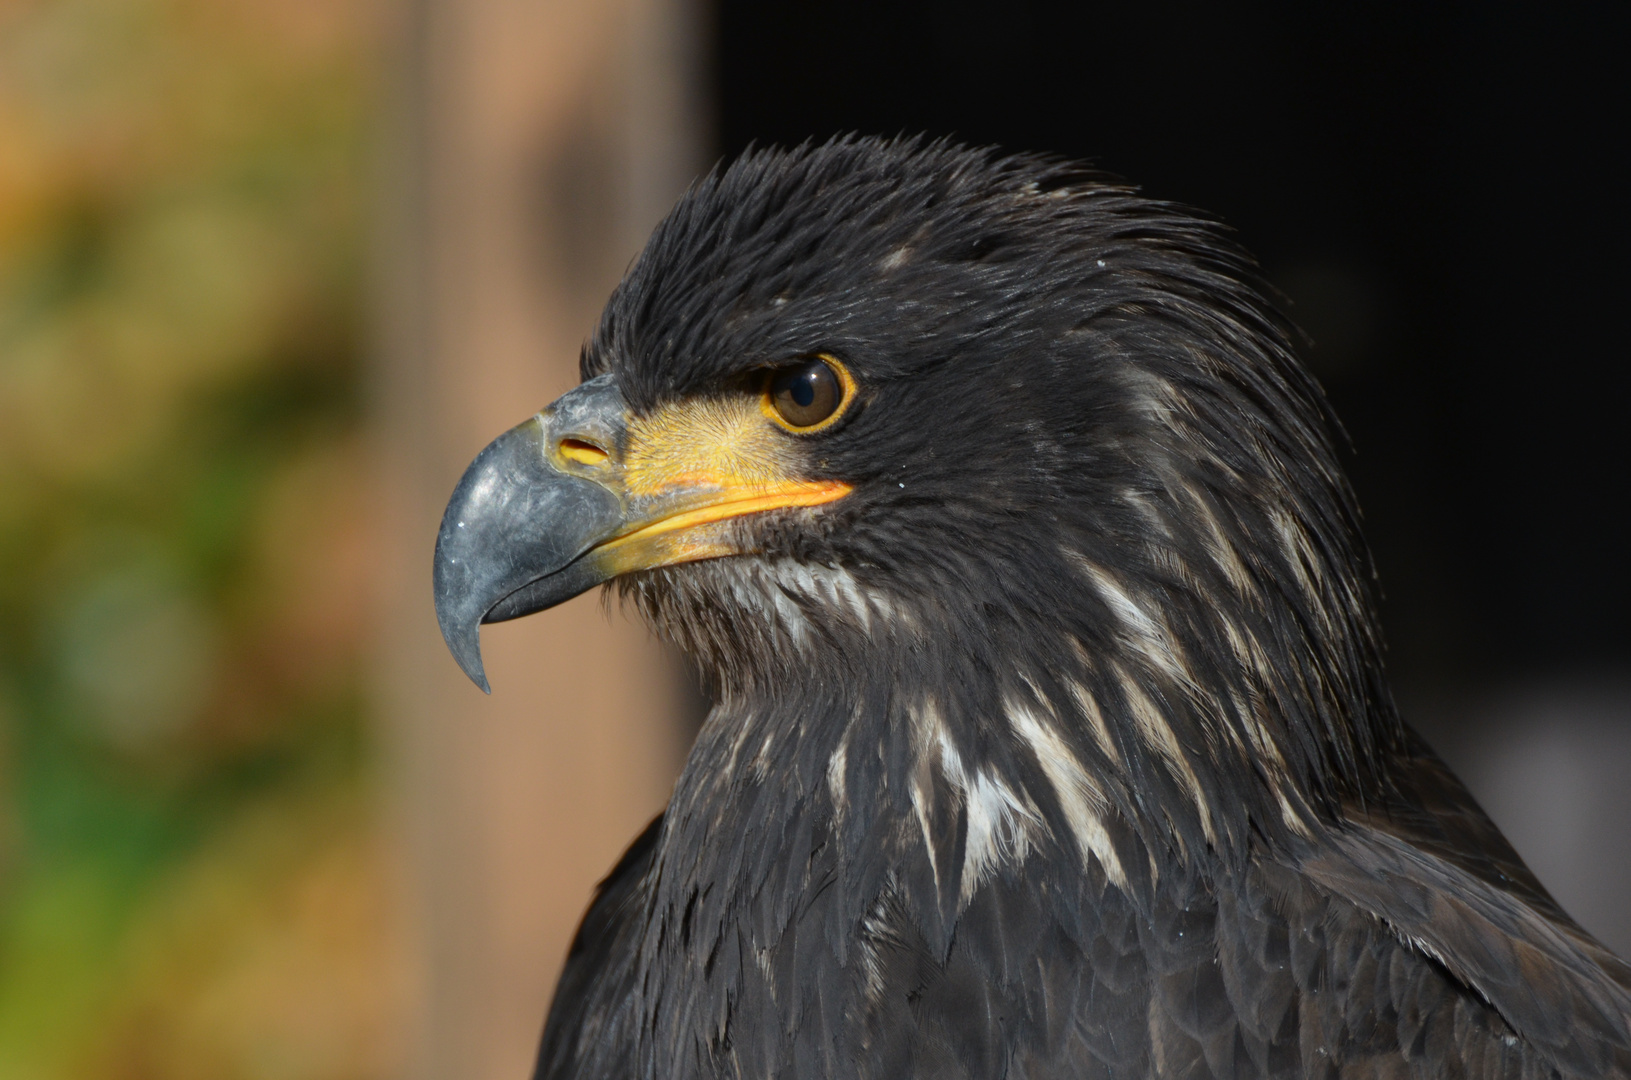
[375,1,707,1076]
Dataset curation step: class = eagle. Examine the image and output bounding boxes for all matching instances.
[431,138,1631,1079]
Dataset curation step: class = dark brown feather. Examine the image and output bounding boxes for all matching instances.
[518,138,1631,1079]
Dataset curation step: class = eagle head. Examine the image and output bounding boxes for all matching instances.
[433,136,1402,863]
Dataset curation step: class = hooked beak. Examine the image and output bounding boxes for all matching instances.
[432,374,850,691]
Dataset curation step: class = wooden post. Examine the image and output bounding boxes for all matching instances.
[375,1,706,1076]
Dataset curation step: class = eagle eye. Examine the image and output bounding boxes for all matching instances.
[764,356,853,431]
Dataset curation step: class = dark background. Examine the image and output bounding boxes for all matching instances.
[716,1,1630,690]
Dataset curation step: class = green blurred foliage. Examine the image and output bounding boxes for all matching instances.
[0,0,402,1075]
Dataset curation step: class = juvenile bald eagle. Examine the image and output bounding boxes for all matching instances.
[433,138,1631,1079]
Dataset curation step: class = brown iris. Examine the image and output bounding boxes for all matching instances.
[766,356,850,430]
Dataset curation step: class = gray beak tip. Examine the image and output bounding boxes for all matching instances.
[452,628,493,694]
[434,586,494,693]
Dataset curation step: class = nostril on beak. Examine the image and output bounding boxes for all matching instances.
[558,437,611,467]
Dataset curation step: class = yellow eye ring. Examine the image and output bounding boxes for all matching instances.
[760,354,857,433]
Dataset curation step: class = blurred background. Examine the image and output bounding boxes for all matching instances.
[0,1,1624,1077]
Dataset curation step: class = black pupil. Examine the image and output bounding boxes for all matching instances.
[771,360,840,427]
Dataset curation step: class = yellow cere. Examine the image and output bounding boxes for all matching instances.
[622,394,805,497]
[597,390,854,575]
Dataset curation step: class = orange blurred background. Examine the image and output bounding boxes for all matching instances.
[0,0,702,1076]
[0,0,401,1074]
